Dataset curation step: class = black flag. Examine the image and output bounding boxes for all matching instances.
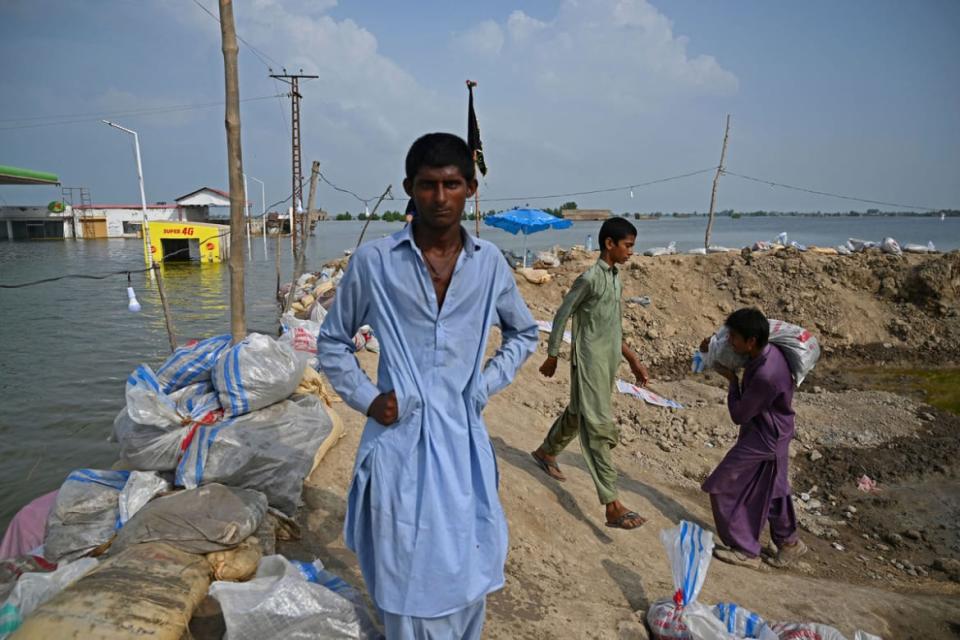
[467,81,487,176]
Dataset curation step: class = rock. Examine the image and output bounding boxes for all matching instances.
[618,619,651,640]
[904,529,923,541]
[646,329,660,340]
[933,557,960,575]
[876,543,891,552]
[843,505,857,514]
[832,542,845,551]
[921,412,936,422]
[813,386,824,394]
[657,440,672,453]
[800,492,811,502]
[808,450,823,462]
[807,499,822,511]
[884,533,905,547]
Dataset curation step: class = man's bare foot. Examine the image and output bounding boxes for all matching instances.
[531,449,566,481]
[604,500,646,530]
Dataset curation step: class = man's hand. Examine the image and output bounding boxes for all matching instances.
[631,362,650,387]
[714,365,738,383]
[539,356,558,378]
[367,391,398,426]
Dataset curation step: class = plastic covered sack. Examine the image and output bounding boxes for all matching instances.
[156,334,232,394]
[113,372,221,471]
[903,241,936,254]
[209,554,378,640]
[713,603,775,639]
[212,333,305,418]
[695,321,820,387]
[880,237,902,256]
[118,471,170,527]
[645,241,678,257]
[44,470,130,563]
[647,521,728,640]
[111,484,267,556]
[0,557,97,638]
[280,313,321,370]
[176,395,334,514]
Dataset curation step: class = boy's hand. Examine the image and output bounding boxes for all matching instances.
[631,362,650,387]
[714,365,738,383]
[367,391,398,426]
[539,356,558,378]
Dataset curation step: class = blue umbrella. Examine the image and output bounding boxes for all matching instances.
[484,208,573,267]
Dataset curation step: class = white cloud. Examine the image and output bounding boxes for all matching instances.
[458,20,506,57]
[506,10,547,43]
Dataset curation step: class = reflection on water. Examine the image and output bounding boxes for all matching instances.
[0,216,957,527]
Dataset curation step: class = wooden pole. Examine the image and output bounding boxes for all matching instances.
[219,0,246,343]
[283,161,320,314]
[354,185,393,251]
[704,114,731,251]
[473,150,481,237]
[153,263,177,353]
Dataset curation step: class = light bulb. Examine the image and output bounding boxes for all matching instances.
[127,286,142,312]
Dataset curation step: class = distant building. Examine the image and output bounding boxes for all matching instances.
[562,209,612,221]
[0,186,249,240]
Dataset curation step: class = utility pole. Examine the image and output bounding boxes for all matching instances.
[269,70,318,259]
[283,160,321,315]
[704,114,731,251]
[219,0,246,343]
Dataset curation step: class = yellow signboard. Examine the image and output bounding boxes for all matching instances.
[146,221,228,264]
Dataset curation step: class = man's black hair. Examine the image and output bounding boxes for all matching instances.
[405,133,475,182]
[598,216,637,251]
[405,198,416,216]
[725,308,769,348]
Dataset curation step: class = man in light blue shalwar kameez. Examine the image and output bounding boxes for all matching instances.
[318,133,538,639]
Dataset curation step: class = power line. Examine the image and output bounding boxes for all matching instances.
[478,167,718,203]
[0,95,283,131]
[722,170,943,212]
[189,0,282,69]
[319,172,380,205]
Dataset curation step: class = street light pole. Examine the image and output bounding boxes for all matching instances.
[246,174,267,259]
[102,119,177,352]
[243,173,252,254]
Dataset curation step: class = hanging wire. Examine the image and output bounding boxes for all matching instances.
[722,170,942,212]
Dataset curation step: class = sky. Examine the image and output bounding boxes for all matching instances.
[1,0,958,215]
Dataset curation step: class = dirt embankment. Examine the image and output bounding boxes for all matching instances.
[299,249,960,640]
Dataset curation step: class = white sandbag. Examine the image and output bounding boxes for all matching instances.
[535,251,561,268]
[212,333,306,418]
[209,555,378,640]
[0,557,98,638]
[155,334,232,394]
[113,371,222,471]
[279,313,321,370]
[647,521,725,640]
[880,237,902,256]
[117,471,170,527]
[903,241,936,254]
[176,395,334,515]
[310,299,329,324]
[645,241,677,257]
[713,603,776,639]
[707,245,737,254]
[835,244,852,256]
[44,470,130,563]
[695,320,820,387]
[687,248,708,255]
[848,238,877,252]
[111,484,267,556]
[770,622,848,640]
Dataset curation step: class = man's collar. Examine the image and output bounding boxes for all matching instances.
[390,222,480,256]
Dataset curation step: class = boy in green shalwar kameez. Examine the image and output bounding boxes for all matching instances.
[532,217,650,530]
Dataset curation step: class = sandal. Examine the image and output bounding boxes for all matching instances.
[605,511,646,530]
[531,451,566,481]
[713,548,761,569]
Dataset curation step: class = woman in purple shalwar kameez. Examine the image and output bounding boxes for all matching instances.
[701,308,808,569]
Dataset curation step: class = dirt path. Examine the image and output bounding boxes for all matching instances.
[296,249,960,639]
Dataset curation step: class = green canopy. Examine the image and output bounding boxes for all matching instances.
[0,164,60,186]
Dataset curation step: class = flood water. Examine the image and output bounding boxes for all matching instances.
[0,215,957,527]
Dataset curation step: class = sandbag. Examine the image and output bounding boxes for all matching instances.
[645,241,677,257]
[694,320,820,387]
[209,555,378,640]
[111,374,221,472]
[279,313,321,370]
[44,470,130,563]
[212,333,305,418]
[0,556,56,605]
[647,521,727,640]
[117,471,170,527]
[0,491,57,562]
[0,558,98,638]
[111,484,267,556]
[880,237,902,256]
[14,542,211,640]
[518,267,551,284]
[903,241,936,254]
[155,334,232,394]
[175,396,334,514]
[206,536,264,582]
